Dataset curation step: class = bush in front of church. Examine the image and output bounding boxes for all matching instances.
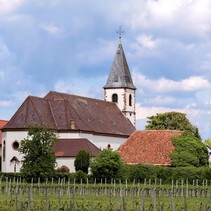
[90,148,123,182]
[56,165,70,173]
[74,150,90,174]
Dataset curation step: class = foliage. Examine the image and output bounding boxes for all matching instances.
[204,138,211,147]
[125,164,159,182]
[74,150,90,174]
[123,164,211,183]
[56,165,70,173]
[171,131,208,167]
[2,165,211,184]
[72,170,88,183]
[19,125,57,182]
[91,148,123,181]
[145,111,201,139]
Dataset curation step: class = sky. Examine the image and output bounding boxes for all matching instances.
[1,0,211,140]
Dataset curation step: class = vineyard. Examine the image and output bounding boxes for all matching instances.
[1,177,211,210]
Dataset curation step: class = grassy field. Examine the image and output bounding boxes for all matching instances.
[1,178,211,210]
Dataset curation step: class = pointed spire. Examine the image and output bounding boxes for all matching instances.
[104,41,136,90]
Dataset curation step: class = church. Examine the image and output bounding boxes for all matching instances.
[1,38,137,173]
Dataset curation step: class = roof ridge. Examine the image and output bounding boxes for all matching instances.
[85,139,93,155]
[46,91,119,106]
[84,139,100,156]
[47,100,58,129]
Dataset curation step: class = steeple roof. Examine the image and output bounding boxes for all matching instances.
[104,42,136,89]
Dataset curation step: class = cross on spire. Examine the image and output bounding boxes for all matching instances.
[117,26,124,41]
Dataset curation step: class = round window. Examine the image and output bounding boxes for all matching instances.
[12,141,19,150]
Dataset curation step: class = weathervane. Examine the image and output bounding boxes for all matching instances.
[117,26,124,41]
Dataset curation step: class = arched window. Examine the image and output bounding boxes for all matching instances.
[129,94,132,106]
[112,94,118,103]
[3,140,5,161]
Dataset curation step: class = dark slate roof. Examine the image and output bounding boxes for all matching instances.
[2,91,135,137]
[0,120,8,145]
[104,42,136,89]
[53,138,101,157]
[119,130,182,166]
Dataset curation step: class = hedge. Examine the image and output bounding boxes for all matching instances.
[1,165,211,184]
[123,164,211,183]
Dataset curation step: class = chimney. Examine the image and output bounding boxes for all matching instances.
[70,120,75,130]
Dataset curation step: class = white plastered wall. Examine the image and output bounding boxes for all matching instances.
[56,157,75,172]
[2,130,128,172]
[1,131,28,172]
[104,88,136,127]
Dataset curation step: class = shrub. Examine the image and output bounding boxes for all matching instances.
[74,150,90,174]
[126,164,158,182]
[56,165,70,173]
[91,149,123,182]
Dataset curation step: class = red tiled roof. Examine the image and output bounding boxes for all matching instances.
[0,120,8,145]
[2,91,135,137]
[53,138,101,157]
[119,130,183,166]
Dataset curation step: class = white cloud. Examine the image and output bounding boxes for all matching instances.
[0,40,15,63]
[136,35,156,49]
[41,23,64,37]
[0,0,24,15]
[54,80,88,96]
[136,103,204,125]
[136,104,175,120]
[77,39,116,65]
[0,71,5,80]
[200,53,211,70]
[0,100,12,107]
[54,80,73,94]
[134,73,211,93]
[146,95,176,106]
[195,90,211,104]
[127,0,211,40]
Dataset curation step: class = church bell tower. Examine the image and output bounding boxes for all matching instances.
[104,27,136,127]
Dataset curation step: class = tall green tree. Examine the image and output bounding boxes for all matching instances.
[19,125,57,182]
[204,138,211,147]
[171,131,208,167]
[91,149,123,181]
[74,150,90,174]
[145,111,201,139]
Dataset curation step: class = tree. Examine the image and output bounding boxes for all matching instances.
[19,125,57,182]
[145,111,201,139]
[204,138,211,147]
[91,148,123,181]
[171,131,208,167]
[74,150,90,174]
